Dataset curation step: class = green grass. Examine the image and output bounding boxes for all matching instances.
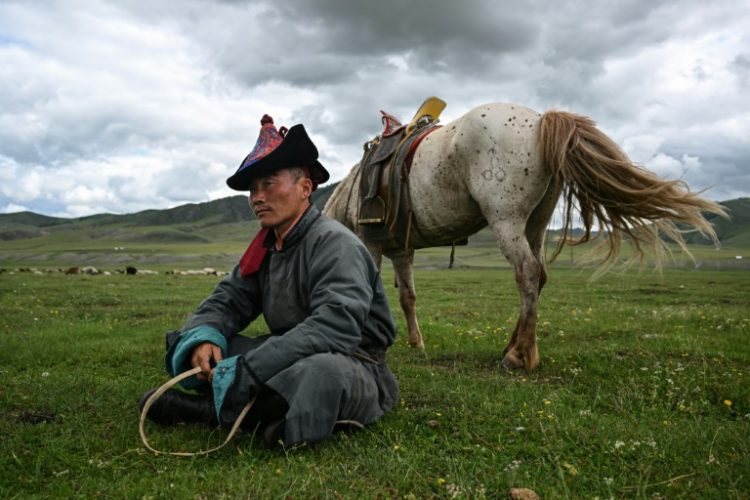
[1,266,749,498]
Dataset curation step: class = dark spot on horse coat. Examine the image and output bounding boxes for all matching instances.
[481,114,486,118]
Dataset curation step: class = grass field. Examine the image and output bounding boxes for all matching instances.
[1,264,749,498]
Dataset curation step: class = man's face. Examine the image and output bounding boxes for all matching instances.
[249,168,313,233]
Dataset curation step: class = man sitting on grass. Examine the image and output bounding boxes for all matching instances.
[140,115,399,448]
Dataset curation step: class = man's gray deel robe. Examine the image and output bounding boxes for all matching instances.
[165,205,399,446]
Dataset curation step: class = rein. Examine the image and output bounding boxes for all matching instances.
[139,366,255,457]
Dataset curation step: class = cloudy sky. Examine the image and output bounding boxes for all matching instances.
[1,0,748,217]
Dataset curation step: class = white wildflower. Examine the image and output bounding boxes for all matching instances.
[504,459,522,471]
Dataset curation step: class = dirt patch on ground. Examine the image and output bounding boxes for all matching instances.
[11,409,58,424]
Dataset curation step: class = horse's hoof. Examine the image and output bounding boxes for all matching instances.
[501,354,523,370]
[408,339,425,350]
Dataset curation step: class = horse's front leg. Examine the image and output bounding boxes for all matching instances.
[390,249,424,349]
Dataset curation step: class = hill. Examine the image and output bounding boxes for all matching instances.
[0,190,747,270]
[0,183,337,243]
[683,197,750,246]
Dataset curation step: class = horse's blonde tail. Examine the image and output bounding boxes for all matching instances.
[538,110,727,274]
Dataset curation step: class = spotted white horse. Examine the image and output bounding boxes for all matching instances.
[323,103,725,370]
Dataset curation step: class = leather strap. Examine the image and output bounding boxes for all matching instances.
[139,366,255,457]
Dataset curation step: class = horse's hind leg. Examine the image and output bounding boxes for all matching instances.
[491,219,542,371]
[524,181,560,294]
[390,249,424,349]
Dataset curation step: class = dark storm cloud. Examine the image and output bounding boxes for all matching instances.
[207,0,538,87]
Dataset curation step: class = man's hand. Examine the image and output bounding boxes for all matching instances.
[191,342,223,383]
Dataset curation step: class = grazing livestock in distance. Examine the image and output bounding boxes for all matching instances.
[324,102,726,370]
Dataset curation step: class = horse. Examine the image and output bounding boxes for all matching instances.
[323,102,726,370]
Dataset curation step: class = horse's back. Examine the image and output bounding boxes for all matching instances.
[408,103,551,241]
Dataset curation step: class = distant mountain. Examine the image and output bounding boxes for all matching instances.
[0,183,338,242]
[683,197,750,246]
[1,189,747,249]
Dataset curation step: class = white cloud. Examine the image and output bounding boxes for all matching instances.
[0,0,748,218]
[2,203,30,214]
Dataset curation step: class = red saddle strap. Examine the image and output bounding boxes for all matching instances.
[239,227,270,277]
[405,126,441,172]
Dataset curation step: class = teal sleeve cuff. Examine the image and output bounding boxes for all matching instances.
[211,355,239,419]
[165,325,228,389]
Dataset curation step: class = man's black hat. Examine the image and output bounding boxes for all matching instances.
[226,115,329,191]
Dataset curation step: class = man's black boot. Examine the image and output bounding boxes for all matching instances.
[139,388,218,426]
[261,418,286,449]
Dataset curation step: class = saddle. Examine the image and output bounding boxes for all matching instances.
[358,97,446,248]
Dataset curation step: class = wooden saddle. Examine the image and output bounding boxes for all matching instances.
[358,96,446,249]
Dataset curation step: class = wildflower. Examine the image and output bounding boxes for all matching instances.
[579,409,592,416]
[515,426,525,432]
[614,440,625,450]
[446,483,461,497]
[723,399,732,407]
[544,399,552,405]
[604,477,614,486]
[41,372,50,377]
[393,444,401,451]
[504,460,522,471]
[437,477,446,485]
[563,462,578,476]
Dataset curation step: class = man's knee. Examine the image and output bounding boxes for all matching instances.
[293,352,349,380]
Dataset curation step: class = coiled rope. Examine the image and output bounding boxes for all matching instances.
[139,366,255,457]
